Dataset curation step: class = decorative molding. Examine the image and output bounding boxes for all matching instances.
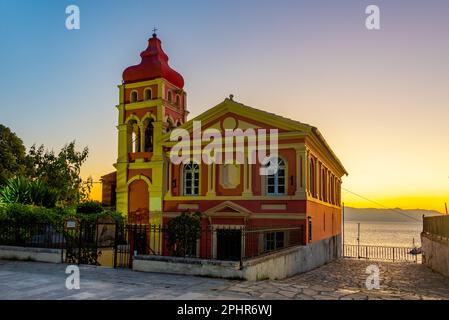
[261,204,287,210]
[177,204,199,210]
[219,164,241,189]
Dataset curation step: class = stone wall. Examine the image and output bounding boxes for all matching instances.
[421,233,449,277]
[133,255,243,278]
[243,233,341,280]
[0,246,63,264]
[133,234,341,280]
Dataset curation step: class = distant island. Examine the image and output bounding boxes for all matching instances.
[344,207,443,223]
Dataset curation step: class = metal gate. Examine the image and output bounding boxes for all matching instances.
[64,217,117,266]
[115,224,149,268]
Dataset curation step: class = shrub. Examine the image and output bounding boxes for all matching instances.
[0,203,68,224]
[0,177,59,208]
[29,179,59,208]
[0,202,123,225]
[166,211,202,257]
[0,177,31,205]
[76,201,104,214]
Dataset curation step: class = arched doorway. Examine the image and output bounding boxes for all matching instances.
[128,179,149,225]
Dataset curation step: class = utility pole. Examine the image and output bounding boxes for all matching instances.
[357,222,361,259]
[445,202,448,215]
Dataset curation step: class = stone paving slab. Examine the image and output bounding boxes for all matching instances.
[1,259,449,300]
[222,259,449,300]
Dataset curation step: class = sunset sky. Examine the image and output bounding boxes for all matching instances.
[1,0,448,212]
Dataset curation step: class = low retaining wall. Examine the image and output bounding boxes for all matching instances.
[133,234,341,280]
[243,233,341,280]
[0,246,63,264]
[133,255,242,278]
[421,233,449,277]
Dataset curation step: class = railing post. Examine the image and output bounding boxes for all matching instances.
[113,221,119,268]
[240,226,244,269]
[78,221,82,265]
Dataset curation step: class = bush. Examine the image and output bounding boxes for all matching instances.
[166,211,202,257]
[0,177,31,205]
[0,202,123,225]
[0,203,68,224]
[0,177,59,208]
[29,179,59,208]
[76,201,104,214]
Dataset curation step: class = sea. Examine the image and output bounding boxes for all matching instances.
[343,221,423,247]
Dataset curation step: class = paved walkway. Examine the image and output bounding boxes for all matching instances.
[225,259,449,300]
[1,259,449,300]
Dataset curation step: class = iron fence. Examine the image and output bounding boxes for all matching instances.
[343,244,420,263]
[116,224,305,268]
[0,221,66,249]
[0,220,305,268]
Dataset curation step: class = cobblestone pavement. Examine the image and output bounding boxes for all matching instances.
[1,259,449,300]
[224,259,449,300]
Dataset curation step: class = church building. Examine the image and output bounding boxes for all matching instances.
[102,32,347,252]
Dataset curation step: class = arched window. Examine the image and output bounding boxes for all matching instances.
[131,123,140,153]
[264,158,286,195]
[175,95,180,106]
[167,90,172,102]
[130,91,138,103]
[166,118,174,133]
[143,119,154,152]
[144,89,152,100]
[183,162,199,196]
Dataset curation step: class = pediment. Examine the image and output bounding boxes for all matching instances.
[160,98,312,143]
[204,201,252,217]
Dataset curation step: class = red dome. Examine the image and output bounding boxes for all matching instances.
[122,34,184,88]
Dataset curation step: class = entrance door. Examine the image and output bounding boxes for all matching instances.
[216,229,242,261]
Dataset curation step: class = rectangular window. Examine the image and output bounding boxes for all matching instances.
[264,232,285,252]
[308,220,312,242]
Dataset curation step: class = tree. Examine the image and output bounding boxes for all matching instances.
[0,124,28,186]
[27,141,90,206]
[166,211,202,257]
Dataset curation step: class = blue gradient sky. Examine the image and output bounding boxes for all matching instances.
[1,0,449,211]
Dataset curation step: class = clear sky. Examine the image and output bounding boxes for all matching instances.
[1,0,448,212]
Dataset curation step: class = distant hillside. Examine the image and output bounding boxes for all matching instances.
[344,207,443,223]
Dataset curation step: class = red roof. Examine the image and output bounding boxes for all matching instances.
[122,34,184,88]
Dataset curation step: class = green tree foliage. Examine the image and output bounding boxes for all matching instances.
[0,125,92,208]
[166,211,202,257]
[0,124,28,186]
[27,141,90,206]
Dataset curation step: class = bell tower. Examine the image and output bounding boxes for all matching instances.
[115,31,187,224]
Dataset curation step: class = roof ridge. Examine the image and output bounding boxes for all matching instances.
[227,98,313,129]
